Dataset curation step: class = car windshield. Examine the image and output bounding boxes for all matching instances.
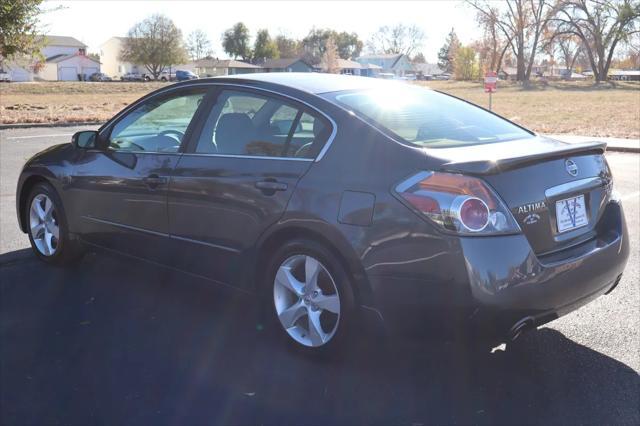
[326,86,533,148]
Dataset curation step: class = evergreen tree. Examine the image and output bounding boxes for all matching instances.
[437,28,461,73]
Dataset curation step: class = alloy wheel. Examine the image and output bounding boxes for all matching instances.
[29,194,59,256]
[273,255,341,347]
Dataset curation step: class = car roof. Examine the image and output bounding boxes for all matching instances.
[193,72,411,95]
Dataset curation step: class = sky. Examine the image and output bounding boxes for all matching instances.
[39,0,479,62]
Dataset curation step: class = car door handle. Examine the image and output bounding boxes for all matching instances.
[255,180,288,192]
[143,175,167,188]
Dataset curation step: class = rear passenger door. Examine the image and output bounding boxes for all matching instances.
[167,87,332,287]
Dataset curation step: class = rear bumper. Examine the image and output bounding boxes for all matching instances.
[366,200,629,341]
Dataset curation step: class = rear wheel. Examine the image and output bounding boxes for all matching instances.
[26,183,83,265]
[265,239,355,355]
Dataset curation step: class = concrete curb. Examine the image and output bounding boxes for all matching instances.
[0,121,104,130]
[606,146,640,154]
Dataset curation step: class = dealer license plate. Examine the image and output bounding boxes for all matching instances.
[555,194,588,233]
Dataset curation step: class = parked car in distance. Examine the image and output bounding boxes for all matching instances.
[158,70,198,82]
[89,72,112,82]
[121,72,149,82]
[176,70,198,81]
[159,71,176,82]
[0,69,12,82]
[16,73,629,356]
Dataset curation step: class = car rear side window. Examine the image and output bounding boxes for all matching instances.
[328,87,532,148]
[109,89,207,153]
[194,89,330,159]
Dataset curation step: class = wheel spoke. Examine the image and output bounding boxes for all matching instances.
[50,223,59,239]
[305,256,321,291]
[30,223,45,239]
[34,201,46,221]
[275,266,304,296]
[307,310,326,346]
[43,231,53,255]
[44,197,53,220]
[315,293,340,314]
[278,301,306,329]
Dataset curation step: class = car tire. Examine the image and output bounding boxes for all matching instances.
[161,77,167,82]
[25,182,83,266]
[263,238,356,357]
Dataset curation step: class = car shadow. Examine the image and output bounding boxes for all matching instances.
[1,250,638,426]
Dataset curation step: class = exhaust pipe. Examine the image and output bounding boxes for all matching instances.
[508,316,535,342]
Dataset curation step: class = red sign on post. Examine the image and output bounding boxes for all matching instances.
[484,71,498,93]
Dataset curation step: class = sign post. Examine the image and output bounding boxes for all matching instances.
[484,71,497,110]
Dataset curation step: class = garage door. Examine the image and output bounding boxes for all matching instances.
[59,67,77,81]
[82,67,98,78]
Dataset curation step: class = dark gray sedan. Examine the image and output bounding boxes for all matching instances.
[16,73,629,354]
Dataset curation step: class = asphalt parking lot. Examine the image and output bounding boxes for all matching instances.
[1,126,639,425]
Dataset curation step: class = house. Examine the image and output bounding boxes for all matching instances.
[261,58,315,73]
[319,59,364,75]
[498,67,518,80]
[355,53,414,77]
[99,37,139,78]
[412,63,445,80]
[39,52,100,81]
[2,35,100,81]
[359,63,382,77]
[609,69,640,81]
[192,58,261,77]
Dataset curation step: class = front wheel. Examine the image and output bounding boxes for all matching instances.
[265,239,355,355]
[26,183,83,265]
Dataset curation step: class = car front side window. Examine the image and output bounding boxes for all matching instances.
[194,89,330,159]
[109,89,207,153]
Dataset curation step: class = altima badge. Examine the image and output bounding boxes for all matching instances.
[517,201,546,215]
[565,159,579,177]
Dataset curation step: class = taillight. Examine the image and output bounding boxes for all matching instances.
[395,171,520,235]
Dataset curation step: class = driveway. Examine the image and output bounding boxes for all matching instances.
[1,126,639,425]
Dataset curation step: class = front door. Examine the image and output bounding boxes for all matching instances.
[168,87,332,287]
[68,87,210,261]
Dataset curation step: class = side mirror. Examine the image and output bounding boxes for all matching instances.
[72,130,98,149]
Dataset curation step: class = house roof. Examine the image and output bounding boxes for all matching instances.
[609,69,640,76]
[39,35,86,48]
[194,58,261,69]
[261,57,313,69]
[360,63,383,70]
[357,53,404,60]
[355,53,409,70]
[318,58,363,70]
[412,63,444,75]
[46,53,100,64]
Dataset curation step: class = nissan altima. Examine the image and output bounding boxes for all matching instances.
[16,73,629,353]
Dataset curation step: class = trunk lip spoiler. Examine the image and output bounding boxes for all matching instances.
[429,140,607,175]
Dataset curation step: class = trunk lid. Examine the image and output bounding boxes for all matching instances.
[427,136,612,255]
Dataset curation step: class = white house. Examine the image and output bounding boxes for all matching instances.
[1,35,100,81]
[99,37,139,78]
[356,53,414,77]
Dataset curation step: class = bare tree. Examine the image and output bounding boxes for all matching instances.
[186,29,212,61]
[367,23,425,57]
[120,14,188,79]
[322,36,340,73]
[552,0,640,82]
[467,0,555,81]
[475,6,514,73]
[556,33,583,72]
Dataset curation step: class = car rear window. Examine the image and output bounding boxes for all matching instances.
[326,87,533,148]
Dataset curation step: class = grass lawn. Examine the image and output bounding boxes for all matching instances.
[1,80,639,139]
